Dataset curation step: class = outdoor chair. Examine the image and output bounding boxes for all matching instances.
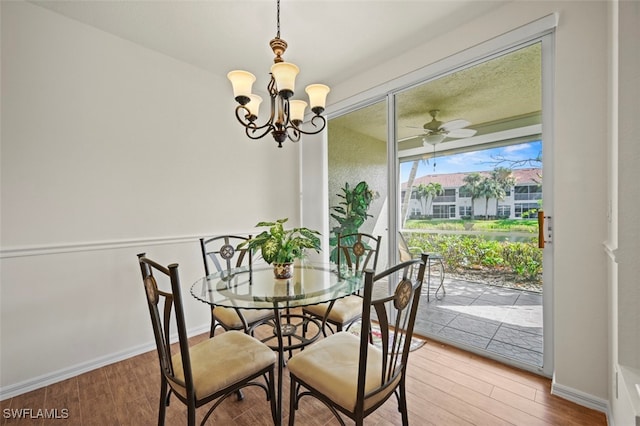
[302,232,381,336]
[200,235,274,337]
[398,232,422,263]
[399,232,445,300]
[136,253,277,426]
[288,253,428,425]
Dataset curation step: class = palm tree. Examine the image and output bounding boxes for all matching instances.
[479,177,503,219]
[478,177,494,219]
[416,182,444,217]
[400,160,419,226]
[491,167,516,217]
[460,173,483,219]
[400,159,430,225]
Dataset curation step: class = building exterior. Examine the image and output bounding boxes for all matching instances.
[403,168,542,219]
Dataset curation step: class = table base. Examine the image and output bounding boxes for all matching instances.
[257,312,322,354]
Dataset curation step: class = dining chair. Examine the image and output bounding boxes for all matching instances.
[302,232,381,336]
[137,253,277,426]
[200,235,274,337]
[287,253,428,426]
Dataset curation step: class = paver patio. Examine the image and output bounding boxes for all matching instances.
[414,276,544,367]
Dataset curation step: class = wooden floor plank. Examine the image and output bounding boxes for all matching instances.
[0,332,607,425]
[422,341,541,399]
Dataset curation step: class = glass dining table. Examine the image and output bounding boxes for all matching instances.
[190,262,365,425]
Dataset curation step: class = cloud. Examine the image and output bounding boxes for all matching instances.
[503,143,533,153]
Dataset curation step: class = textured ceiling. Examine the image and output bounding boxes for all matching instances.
[398,43,541,136]
[331,42,542,155]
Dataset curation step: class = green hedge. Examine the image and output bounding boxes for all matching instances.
[405,233,542,282]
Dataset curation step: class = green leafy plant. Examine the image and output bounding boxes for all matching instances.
[406,233,542,283]
[237,218,321,264]
[329,181,376,261]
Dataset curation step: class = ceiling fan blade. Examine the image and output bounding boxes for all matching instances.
[397,134,424,143]
[446,128,478,138]
[440,119,471,131]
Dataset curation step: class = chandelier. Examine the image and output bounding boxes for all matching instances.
[227,0,330,148]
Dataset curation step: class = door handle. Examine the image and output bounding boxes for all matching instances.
[538,211,552,248]
[538,211,544,248]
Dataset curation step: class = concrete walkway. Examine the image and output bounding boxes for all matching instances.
[414,276,544,367]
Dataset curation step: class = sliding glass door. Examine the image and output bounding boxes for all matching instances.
[327,36,553,376]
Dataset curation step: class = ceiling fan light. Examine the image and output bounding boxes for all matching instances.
[423,133,446,145]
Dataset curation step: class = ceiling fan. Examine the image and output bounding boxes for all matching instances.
[413,109,477,146]
[406,109,477,171]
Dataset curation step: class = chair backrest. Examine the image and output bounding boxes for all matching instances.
[137,254,195,401]
[200,235,252,277]
[336,232,382,276]
[398,232,414,263]
[355,253,428,414]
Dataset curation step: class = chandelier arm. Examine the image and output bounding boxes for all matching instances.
[233,105,275,140]
[264,76,280,130]
[285,126,301,143]
[246,125,275,140]
[288,114,327,136]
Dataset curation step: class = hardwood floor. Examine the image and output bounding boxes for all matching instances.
[0,332,606,425]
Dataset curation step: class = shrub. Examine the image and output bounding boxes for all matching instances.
[405,233,541,282]
[502,242,542,280]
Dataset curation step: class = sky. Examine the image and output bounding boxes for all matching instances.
[400,140,542,182]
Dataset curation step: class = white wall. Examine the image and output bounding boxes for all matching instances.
[0,1,300,397]
[304,0,612,412]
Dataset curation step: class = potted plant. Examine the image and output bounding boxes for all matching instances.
[329,181,377,262]
[238,218,321,279]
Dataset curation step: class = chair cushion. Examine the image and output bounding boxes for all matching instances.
[287,331,398,412]
[304,295,362,325]
[213,306,273,329]
[171,330,275,400]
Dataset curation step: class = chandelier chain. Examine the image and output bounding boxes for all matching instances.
[276,0,281,39]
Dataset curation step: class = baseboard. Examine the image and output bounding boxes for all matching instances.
[551,376,610,414]
[0,324,209,401]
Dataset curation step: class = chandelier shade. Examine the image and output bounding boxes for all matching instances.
[245,94,263,120]
[305,84,330,114]
[227,70,256,105]
[270,62,299,98]
[289,100,307,123]
[227,0,330,147]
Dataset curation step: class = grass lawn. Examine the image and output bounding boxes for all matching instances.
[405,218,538,233]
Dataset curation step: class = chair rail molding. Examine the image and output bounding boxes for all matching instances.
[0,231,256,259]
